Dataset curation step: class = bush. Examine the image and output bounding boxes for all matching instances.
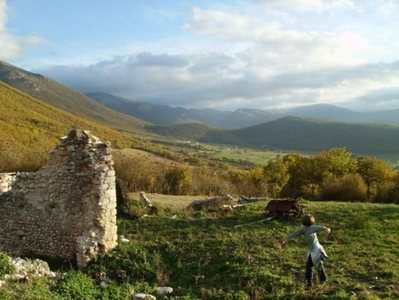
[374,182,399,204]
[164,165,192,195]
[320,174,368,201]
[113,154,157,193]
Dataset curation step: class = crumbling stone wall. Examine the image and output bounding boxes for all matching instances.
[0,129,118,268]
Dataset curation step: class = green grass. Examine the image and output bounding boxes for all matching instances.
[212,148,302,166]
[115,200,399,299]
[2,198,398,299]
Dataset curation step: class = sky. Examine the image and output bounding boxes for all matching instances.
[1,0,399,112]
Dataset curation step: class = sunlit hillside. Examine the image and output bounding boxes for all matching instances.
[0,60,151,134]
[0,81,165,171]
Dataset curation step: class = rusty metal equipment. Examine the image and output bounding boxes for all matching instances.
[264,198,304,219]
[234,198,305,228]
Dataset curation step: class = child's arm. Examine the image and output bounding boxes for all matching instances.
[279,227,305,244]
[280,227,331,244]
[314,226,331,234]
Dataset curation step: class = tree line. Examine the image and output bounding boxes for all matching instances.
[114,147,399,203]
[2,139,397,203]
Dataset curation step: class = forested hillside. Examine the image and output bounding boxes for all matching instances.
[0,81,169,172]
[142,116,399,155]
[143,123,219,140]
[199,117,399,154]
[0,61,150,134]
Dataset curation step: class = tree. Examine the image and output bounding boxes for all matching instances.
[248,166,268,197]
[356,156,396,202]
[280,154,311,198]
[263,159,289,197]
[302,147,356,199]
[310,147,356,187]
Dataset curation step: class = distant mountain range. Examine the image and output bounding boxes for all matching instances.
[2,59,399,155]
[286,104,399,126]
[85,92,279,129]
[85,92,399,129]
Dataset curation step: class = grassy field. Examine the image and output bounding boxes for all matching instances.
[2,195,398,299]
[112,198,399,299]
[211,147,304,166]
[122,198,399,299]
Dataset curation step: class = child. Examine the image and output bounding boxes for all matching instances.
[280,214,331,289]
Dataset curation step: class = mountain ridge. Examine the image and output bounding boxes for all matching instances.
[0,60,150,135]
[86,92,280,129]
[0,80,160,171]
[86,92,399,129]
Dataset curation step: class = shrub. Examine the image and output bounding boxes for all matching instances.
[319,174,367,201]
[164,165,192,195]
[113,154,157,193]
[374,182,399,203]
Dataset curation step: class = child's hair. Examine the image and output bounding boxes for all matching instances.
[302,214,315,226]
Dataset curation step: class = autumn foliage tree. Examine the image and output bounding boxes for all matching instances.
[262,159,289,197]
[356,156,396,202]
[164,165,192,195]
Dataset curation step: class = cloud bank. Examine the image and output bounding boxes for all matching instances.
[2,0,399,112]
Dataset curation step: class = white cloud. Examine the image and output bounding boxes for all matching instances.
[0,0,50,60]
[377,0,399,15]
[188,7,250,39]
[256,0,356,12]
[188,7,377,75]
[0,33,21,59]
[17,34,51,48]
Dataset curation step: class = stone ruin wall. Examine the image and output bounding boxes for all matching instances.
[0,129,118,268]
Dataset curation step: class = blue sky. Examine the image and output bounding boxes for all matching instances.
[1,0,399,112]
